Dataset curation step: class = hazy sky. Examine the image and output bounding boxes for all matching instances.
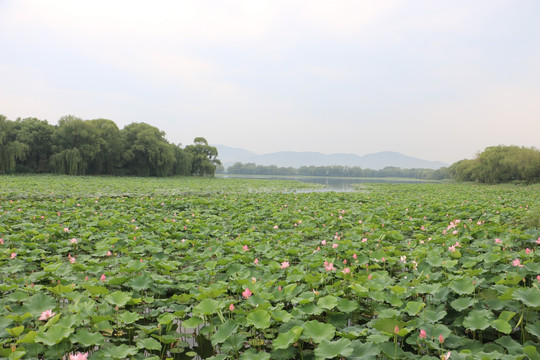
[1,1,539,163]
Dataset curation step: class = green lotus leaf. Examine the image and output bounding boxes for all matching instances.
[183,316,203,328]
[271,309,292,322]
[524,345,540,360]
[192,298,222,316]
[7,350,26,360]
[100,344,138,359]
[301,320,336,343]
[136,337,162,351]
[273,326,303,350]
[70,328,104,347]
[35,324,74,346]
[7,326,24,337]
[317,295,339,310]
[20,293,57,316]
[463,309,493,331]
[513,287,540,307]
[450,297,477,311]
[157,313,176,325]
[337,298,358,313]
[16,330,37,344]
[449,278,475,295]
[404,301,425,316]
[347,341,381,360]
[247,309,271,329]
[239,349,271,360]
[129,273,153,291]
[314,338,353,359]
[105,291,132,307]
[526,321,540,339]
[372,318,405,336]
[420,308,447,323]
[491,319,512,334]
[117,311,142,324]
[211,319,238,345]
[83,285,109,296]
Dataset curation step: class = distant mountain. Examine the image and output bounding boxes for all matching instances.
[215,145,448,170]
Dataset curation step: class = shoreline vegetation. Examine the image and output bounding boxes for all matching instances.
[2,113,539,184]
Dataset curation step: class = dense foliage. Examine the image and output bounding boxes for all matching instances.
[0,115,220,177]
[226,163,448,180]
[1,175,539,359]
[448,146,540,184]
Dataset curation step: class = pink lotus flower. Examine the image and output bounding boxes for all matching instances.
[332,243,338,249]
[321,240,326,246]
[400,255,406,264]
[419,329,427,339]
[242,288,252,299]
[537,275,540,283]
[242,245,249,251]
[512,259,524,267]
[448,245,456,252]
[526,248,532,254]
[281,261,290,269]
[361,238,367,243]
[68,255,76,264]
[342,268,351,274]
[536,237,540,245]
[229,303,235,311]
[325,263,335,271]
[10,252,16,259]
[106,250,112,256]
[495,238,502,244]
[0,238,3,245]
[353,253,357,259]
[254,258,259,264]
[273,225,279,229]
[442,351,451,360]
[439,334,444,343]
[63,227,69,232]
[394,325,399,334]
[70,238,77,244]
[39,309,56,321]
[69,352,88,360]
[100,274,106,282]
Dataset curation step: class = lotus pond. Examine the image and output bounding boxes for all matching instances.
[1,175,539,360]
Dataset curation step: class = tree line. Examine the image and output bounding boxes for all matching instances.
[225,162,449,180]
[447,145,540,184]
[225,145,540,184]
[0,115,220,177]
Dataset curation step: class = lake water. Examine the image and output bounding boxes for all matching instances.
[218,174,438,192]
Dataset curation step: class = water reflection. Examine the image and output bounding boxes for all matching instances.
[219,175,437,192]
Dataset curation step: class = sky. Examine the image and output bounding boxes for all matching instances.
[1,1,539,164]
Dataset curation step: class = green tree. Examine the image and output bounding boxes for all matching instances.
[121,122,176,177]
[185,137,221,176]
[0,115,29,174]
[87,118,125,175]
[15,117,55,173]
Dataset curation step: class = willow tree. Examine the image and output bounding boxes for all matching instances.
[50,116,102,175]
[121,122,176,177]
[0,116,29,174]
[185,137,221,176]
[15,117,55,173]
[87,118,124,175]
